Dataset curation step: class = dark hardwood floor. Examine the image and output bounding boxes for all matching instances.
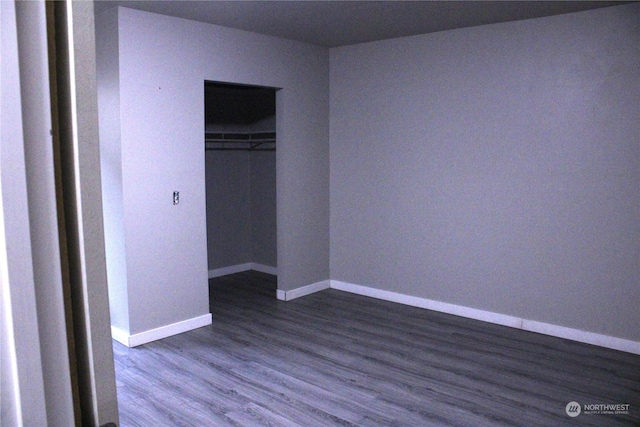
[113,271,640,426]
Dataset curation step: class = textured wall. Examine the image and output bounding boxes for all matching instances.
[205,150,277,270]
[330,4,640,341]
[250,151,277,267]
[96,6,129,334]
[206,151,252,269]
[97,6,329,336]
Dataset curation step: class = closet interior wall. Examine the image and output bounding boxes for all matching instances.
[205,83,277,275]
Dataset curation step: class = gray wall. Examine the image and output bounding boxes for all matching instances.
[250,151,277,267]
[205,149,277,270]
[97,5,329,339]
[206,151,251,269]
[96,6,129,334]
[330,4,640,341]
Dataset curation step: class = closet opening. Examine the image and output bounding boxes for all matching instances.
[204,81,278,298]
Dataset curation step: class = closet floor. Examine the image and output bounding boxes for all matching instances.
[113,270,640,426]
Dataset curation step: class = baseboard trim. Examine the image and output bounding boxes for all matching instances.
[521,319,640,355]
[250,263,278,276]
[330,280,523,328]
[208,263,252,278]
[208,263,277,278]
[111,314,212,347]
[277,280,330,302]
[329,280,639,355]
[275,279,639,355]
[110,326,130,346]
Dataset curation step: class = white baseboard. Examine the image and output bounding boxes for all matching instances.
[208,263,277,278]
[278,279,639,355]
[250,263,278,276]
[330,281,523,329]
[277,280,330,301]
[521,319,640,355]
[208,263,252,278]
[330,280,640,355]
[110,326,130,346]
[111,313,212,348]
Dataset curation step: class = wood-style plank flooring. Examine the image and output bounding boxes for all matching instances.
[113,271,640,426]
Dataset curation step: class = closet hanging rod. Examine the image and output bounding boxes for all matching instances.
[204,130,275,151]
[205,148,276,151]
[204,145,276,151]
[205,131,275,141]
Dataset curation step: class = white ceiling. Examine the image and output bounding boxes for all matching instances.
[93,1,628,47]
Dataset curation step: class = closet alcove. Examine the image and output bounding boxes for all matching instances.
[204,82,278,280]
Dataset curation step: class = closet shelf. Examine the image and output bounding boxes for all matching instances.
[205,131,276,151]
